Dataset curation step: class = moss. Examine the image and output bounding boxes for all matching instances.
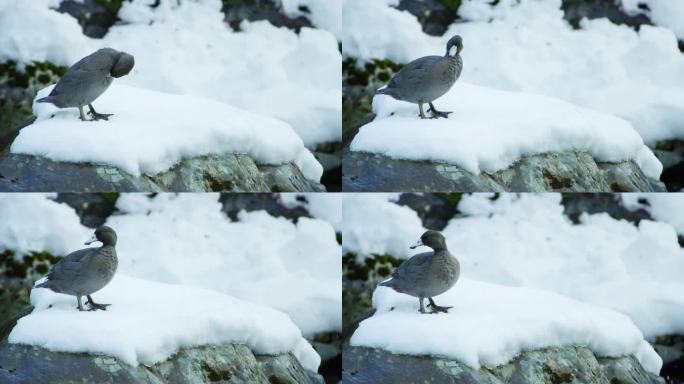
[98,192,120,206]
[343,252,403,281]
[93,0,127,14]
[0,60,67,88]
[439,0,462,12]
[436,193,462,208]
[0,250,62,279]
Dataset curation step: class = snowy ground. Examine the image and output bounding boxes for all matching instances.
[343,0,684,145]
[12,84,322,182]
[0,193,341,362]
[10,274,320,371]
[0,0,341,148]
[344,193,684,368]
[351,278,661,374]
[351,83,661,179]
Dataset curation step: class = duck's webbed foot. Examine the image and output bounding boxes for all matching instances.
[86,295,111,311]
[88,104,113,121]
[427,297,452,314]
[428,103,452,119]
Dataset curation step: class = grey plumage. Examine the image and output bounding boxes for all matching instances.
[380,230,460,314]
[377,35,463,119]
[36,48,134,121]
[36,226,118,311]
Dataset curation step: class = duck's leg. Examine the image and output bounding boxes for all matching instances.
[86,295,111,311]
[76,295,85,311]
[87,104,113,121]
[78,105,87,121]
[427,297,452,313]
[418,103,427,119]
[427,102,452,119]
[419,297,427,314]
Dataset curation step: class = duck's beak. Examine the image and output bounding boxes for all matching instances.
[409,239,423,249]
[84,233,98,245]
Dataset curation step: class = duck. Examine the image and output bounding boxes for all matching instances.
[376,35,463,119]
[36,48,134,121]
[36,226,118,311]
[379,230,460,314]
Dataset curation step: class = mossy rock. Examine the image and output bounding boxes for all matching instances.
[0,61,67,140]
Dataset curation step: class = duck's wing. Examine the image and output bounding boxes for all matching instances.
[390,251,433,280]
[386,56,443,91]
[49,50,113,97]
[45,247,97,283]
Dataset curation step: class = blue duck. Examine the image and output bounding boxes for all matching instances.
[36,48,134,121]
[36,226,118,311]
[376,35,463,119]
[380,230,460,314]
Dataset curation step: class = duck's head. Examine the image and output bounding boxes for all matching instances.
[110,50,135,78]
[85,226,117,246]
[410,230,447,251]
[445,35,463,57]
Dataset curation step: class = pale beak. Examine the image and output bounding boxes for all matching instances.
[84,233,98,245]
[409,239,423,249]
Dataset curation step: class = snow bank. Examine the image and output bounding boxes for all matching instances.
[0,0,341,148]
[106,193,341,337]
[343,0,684,143]
[342,193,424,261]
[351,83,662,179]
[9,274,320,371]
[351,278,662,374]
[12,84,322,182]
[442,193,684,338]
[622,0,684,40]
[0,193,89,258]
[621,193,684,235]
[279,193,343,231]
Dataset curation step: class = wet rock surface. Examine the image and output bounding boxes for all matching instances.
[0,342,323,384]
[0,152,324,192]
[343,345,664,384]
[343,151,665,192]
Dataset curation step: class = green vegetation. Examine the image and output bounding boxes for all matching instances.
[94,0,128,14]
[439,0,462,12]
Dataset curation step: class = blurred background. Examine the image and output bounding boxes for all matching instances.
[342,192,684,383]
[342,0,684,191]
[0,192,342,383]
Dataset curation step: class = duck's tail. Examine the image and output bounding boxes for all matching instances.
[35,96,54,104]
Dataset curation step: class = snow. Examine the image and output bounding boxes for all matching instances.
[279,193,343,231]
[12,84,322,182]
[351,278,662,374]
[105,193,341,337]
[342,193,424,261]
[442,194,684,339]
[0,193,89,258]
[621,0,684,40]
[0,0,340,148]
[621,193,684,235]
[342,0,684,143]
[9,275,320,371]
[351,83,662,179]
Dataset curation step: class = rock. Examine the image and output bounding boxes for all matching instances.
[395,193,460,231]
[342,150,666,192]
[560,0,652,30]
[342,345,665,384]
[221,0,313,33]
[652,335,684,384]
[654,140,684,191]
[219,193,311,222]
[53,193,119,228]
[560,194,653,225]
[0,152,324,192]
[0,342,323,384]
[395,0,460,36]
[56,0,119,38]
